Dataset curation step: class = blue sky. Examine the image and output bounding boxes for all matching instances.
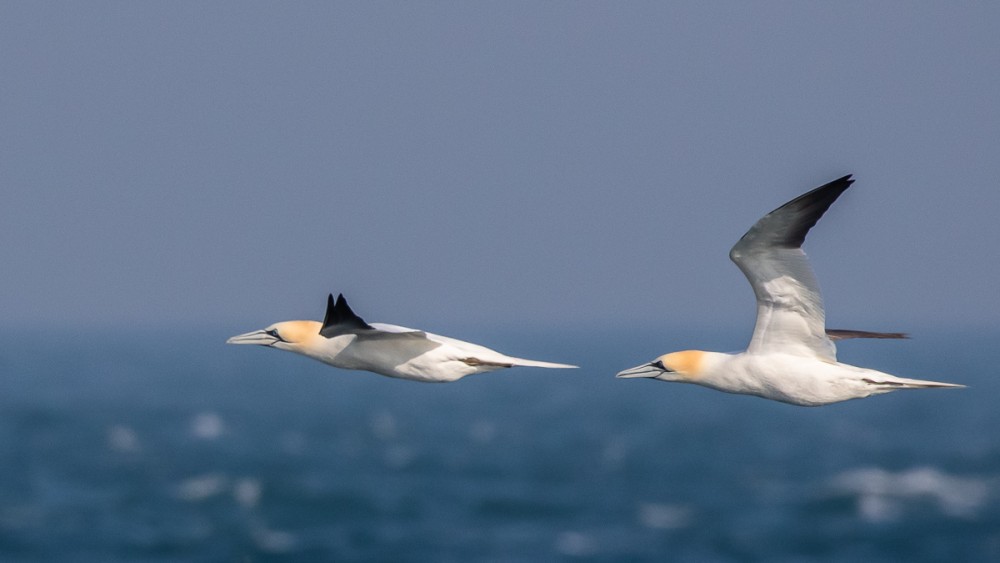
[2,2,998,332]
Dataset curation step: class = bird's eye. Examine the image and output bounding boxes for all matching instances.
[653,360,670,371]
[266,329,280,339]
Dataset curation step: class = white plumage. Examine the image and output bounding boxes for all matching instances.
[616,175,963,406]
[228,294,575,382]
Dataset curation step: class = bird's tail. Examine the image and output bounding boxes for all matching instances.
[864,375,965,390]
[461,355,576,369]
[509,357,578,369]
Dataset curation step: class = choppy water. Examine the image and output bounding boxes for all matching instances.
[1,326,998,561]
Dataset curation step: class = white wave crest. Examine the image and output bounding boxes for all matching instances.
[829,466,991,521]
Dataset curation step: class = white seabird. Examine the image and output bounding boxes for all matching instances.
[616,175,963,406]
[228,294,576,382]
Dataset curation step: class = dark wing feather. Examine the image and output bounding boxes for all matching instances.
[729,175,854,359]
[320,293,375,338]
[826,329,909,341]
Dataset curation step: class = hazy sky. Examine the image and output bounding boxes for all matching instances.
[2,2,998,333]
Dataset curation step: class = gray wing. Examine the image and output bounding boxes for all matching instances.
[728,175,854,360]
[318,294,443,359]
[346,327,444,363]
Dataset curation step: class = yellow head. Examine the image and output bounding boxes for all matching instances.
[616,350,707,381]
[226,320,323,351]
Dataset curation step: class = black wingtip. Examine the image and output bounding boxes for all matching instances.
[320,292,374,336]
[334,294,355,319]
[322,293,338,330]
[826,329,909,341]
[774,174,855,248]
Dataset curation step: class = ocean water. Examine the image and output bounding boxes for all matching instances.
[1,326,998,562]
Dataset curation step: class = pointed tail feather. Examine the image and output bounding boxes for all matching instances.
[508,357,578,369]
[863,376,965,390]
[514,358,580,369]
[462,356,576,369]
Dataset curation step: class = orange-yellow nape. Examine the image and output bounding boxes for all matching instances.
[271,321,322,344]
[658,350,707,379]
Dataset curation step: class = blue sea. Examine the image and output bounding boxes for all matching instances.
[2,326,998,562]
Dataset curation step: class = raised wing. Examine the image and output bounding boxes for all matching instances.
[319,294,442,363]
[729,175,854,360]
[319,293,427,341]
[319,293,374,337]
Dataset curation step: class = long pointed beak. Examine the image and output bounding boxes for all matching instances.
[616,362,665,379]
[226,329,279,346]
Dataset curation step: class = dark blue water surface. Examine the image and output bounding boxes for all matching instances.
[1,326,998,562]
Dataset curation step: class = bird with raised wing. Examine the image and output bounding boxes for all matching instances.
[616,175,963,406]
[229,294,576,382]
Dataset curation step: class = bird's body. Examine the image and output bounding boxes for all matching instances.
[228,294,575,382]
[617,175,962,406]
[630,350,956,407]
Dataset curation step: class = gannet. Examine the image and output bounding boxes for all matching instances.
[616,175,963,406]
[228,294,576,382]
